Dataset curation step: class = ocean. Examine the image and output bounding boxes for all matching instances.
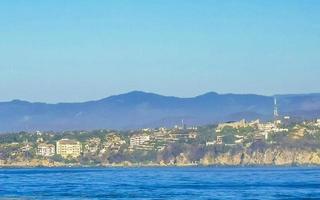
[0,167,319,199]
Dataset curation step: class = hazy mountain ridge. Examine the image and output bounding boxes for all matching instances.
[1,91,320,132]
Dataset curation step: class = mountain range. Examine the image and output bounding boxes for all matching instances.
[1,91,320,132]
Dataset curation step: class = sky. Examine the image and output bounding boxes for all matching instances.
[1,0,320,103]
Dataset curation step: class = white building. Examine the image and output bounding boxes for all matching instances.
[206,141,215,146]
[234,135,245,144]
[37,143,55,157]
[130,134,151,147]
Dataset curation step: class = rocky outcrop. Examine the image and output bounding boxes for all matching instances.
[0,159,66,167]
[1,148,320,167]
[200,148,320,166]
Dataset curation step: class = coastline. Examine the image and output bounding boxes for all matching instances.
[1,162,320,169]
[2,147,320,168]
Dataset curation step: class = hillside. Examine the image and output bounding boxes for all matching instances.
[0,91,320,132]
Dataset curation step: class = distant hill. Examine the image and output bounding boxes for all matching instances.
[1,91,320,132]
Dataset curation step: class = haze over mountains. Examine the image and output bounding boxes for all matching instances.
[1,91,320,132]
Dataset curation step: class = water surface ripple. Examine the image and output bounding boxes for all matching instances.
[0,167,319,199]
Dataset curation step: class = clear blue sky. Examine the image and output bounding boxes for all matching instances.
[1,0,320,103]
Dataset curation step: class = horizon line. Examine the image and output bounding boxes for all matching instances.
[2,90,320,104]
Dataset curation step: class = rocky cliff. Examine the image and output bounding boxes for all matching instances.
[200,148,320,166]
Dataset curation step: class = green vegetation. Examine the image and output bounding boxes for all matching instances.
[1,120,320,167]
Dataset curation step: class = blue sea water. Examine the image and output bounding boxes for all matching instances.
[0,167,320,199]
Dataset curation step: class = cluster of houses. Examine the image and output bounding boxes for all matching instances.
[206,118,320,147]
[30,118,320,159]
[129,127,198,151]
[36,133,128,159]
[207,118,292,146]
[97,134,127,156]
[35,127,200,158]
